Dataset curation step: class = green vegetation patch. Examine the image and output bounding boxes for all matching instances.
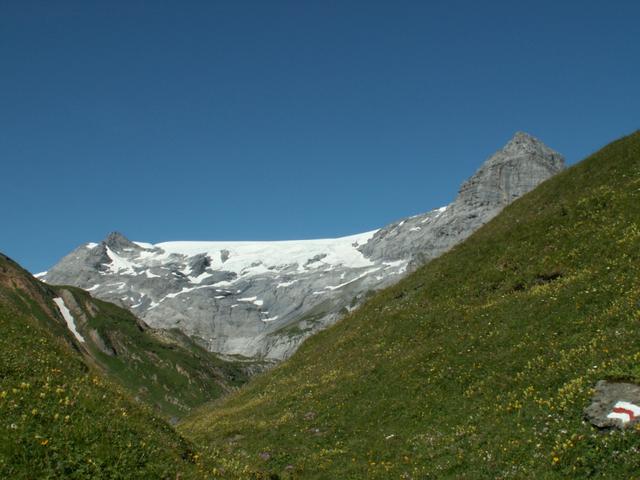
[60,286,249,419]
[0,287,210,478]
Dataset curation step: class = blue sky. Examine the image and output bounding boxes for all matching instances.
[1,1,639,273]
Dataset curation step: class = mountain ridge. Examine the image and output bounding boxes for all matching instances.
[41,132,564,361]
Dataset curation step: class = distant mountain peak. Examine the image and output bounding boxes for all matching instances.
[104,231,137,251]
[456,132,565,212]
[42,133,565,361]
[478,131,564,176]
[501,131,561,159]
[510,130,538,142]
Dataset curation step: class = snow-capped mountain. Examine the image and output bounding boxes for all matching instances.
[41,132,564,360]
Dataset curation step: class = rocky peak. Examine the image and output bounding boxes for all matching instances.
[455,132,565,210]
[487,131,564,170]
[104,231,138,252]
[504,131,543,151]
[359,133,564,266]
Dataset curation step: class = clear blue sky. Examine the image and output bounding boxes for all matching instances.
[1,1,639,273]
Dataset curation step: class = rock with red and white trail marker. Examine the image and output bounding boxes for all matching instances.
[585,380,640,429]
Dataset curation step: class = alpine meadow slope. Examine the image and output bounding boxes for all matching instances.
[0,252,221,478]
[180,131,640,479]
[2,256,251,420]
[53,286,251,420]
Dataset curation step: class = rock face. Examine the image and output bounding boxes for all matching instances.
[359,132,565,266]
[585,380,640,429]
[41,132,564,360]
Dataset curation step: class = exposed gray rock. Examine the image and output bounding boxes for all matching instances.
[359,132,565,267]
[105,231,140,251]
[585,380,640,429]
[42,132,564,361]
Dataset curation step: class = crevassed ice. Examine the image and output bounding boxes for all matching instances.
[151,230,379,276]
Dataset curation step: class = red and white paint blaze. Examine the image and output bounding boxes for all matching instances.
[607,401,640,423]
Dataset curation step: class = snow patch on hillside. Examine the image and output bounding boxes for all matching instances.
[53,297,85,343]
[105,246,137,275]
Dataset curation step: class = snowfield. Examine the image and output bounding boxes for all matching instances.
[152,230,379,275]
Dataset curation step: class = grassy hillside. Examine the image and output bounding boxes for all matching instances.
[0,253,224,478]
[52,285,250,420]
[181,131,640,479]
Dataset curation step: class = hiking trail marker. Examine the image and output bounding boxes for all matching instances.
[584,380,640,429]
[607,401,640,424]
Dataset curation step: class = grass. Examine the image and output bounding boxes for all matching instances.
[0,255,214,478]
[57,285,251,419]
[180,130,640,479]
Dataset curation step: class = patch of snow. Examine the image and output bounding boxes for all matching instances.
[105,246,137,275]
[147,285,217,309]
[189,271,212,284]
[34,271,47,278]
[324,267,381,291]
[164,285,217,300]
[383,260,407,268]
[262,315,279,322]
[240,263,271,276]
[53,297,85,343]
[85,243,98,249]
[133,241,154,249]
[238,296,264,307]
[104,282,126,291]
[145,270,160,278]
[85,284,100,292]
[148,230,378,279]
[421,206,448,224]
[409,227,421,232]
[276,280,297,288]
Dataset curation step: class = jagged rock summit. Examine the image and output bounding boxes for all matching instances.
[42,132,564,360]
[358,131,565,265]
